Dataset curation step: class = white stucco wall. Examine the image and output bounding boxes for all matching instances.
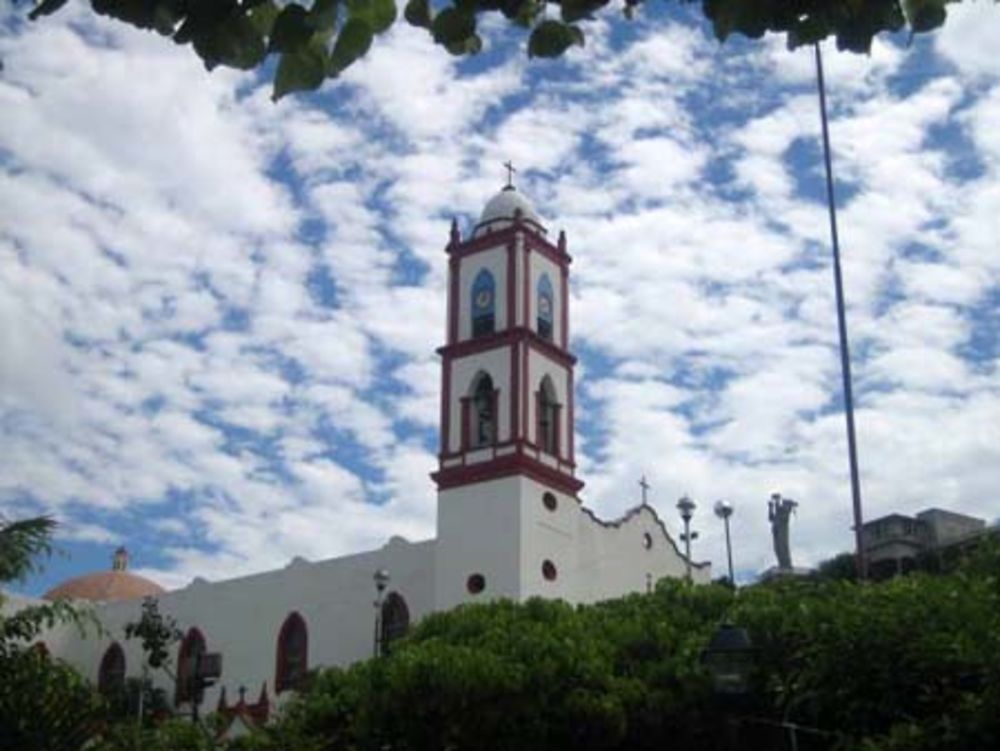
[39,537,435,711]
[436,475,709,613]
[435,476,525,611]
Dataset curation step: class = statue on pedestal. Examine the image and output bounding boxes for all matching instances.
[768,493,798,570]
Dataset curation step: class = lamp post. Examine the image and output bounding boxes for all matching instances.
[702,623,756,750]
[714,500,735,586]
[677,495,698,582]
[373,568,390,658]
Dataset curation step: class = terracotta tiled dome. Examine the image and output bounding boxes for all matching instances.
[43,547,165,602]
[43,570,166,603]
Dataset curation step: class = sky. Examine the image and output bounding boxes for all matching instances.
[1,2,998,594]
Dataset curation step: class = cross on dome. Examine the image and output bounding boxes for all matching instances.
[639,476,651,506]
[503,160,516,189]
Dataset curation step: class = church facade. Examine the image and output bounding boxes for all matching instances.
[23,187,709,719]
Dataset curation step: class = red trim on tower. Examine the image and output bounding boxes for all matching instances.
[448,255,459,344]
[460,397,470,450]
[534,389,540,448]
[432,451,584,495]
[510,342,519,441]
[525,231,572,267]
[555,404,562,457]
[439,328,576,366]
[560,264,569,350]
[492,388,500,443]
[521,336,529,442]
[440,361,451,453]
[523,242,531,336]
[568,369,575,463]
[506,240,516,330]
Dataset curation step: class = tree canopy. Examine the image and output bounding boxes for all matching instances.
[24,0,981,100]
[234,549,1000,751]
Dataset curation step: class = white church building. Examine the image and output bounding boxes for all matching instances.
[20,186,709,724]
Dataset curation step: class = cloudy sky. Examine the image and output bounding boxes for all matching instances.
[2,2,998,593]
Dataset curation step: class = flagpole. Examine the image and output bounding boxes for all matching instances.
[814,42,867,580]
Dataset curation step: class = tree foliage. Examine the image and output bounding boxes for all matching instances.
[239,565,1000,751]
[23,0,983,100]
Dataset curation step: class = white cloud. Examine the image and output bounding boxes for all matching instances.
[1,6,997,592]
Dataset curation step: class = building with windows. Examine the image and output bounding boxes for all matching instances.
[22,186,709,721]
[861,507,988,578]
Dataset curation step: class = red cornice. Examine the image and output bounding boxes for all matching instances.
[432,451,584,495]
[439,328,575,366]
[450,224,571,267]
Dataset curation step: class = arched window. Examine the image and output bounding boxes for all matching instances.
[468,373,496,448]
[537,376,560,455]
[471,269,496,337]
[537,274,554,340]
[275,611,308,694]
[381,592,410,652]
[98,642,126,695]
[175,627,206,705]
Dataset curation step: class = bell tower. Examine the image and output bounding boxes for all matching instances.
[433,185,583,610]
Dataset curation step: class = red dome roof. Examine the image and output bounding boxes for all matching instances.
[43,570,165,603]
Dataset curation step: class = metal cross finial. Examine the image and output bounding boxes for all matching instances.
[503,160,516,189]
[639,475,650,505]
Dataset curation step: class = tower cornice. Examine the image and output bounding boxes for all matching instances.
[437,327,576,366]
[448,224,572,267]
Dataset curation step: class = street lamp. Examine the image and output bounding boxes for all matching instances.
[373,568,390,658]
[702,623,755,701]
[702,622,756,750]
[714,499,735,586]
[677,495,698,582]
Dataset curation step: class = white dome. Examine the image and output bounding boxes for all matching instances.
[475,187,544,235]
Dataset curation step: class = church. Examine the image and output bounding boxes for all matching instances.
[21,185,710,723]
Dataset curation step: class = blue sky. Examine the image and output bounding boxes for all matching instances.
[2,2,998,594]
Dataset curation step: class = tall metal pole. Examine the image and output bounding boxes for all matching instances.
[714,500,735,585]
[724,515,734,585]
[814,42,867,581]
[683,517,692,582]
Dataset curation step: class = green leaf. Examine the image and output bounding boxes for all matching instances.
[903,0,948,33]
[431,6,475,45]
[270,3,313,52]
[273,39,328,100]
[328,17,374,77]
[444,32,482,56]
[249,0,281,38]
[348,0,396,33]
[786,15,828,49]
[151,0,186,36]
[370,0,397,34]
[28,0,69,21]
[527,19,583,58]
[209,11,268,70]
[560,0,609,24]
[404,0,431,28]
[309,0,340,31]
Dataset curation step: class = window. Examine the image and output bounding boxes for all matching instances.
[471,269,495,337]
[537,376,559,455]
[542,492,558,512]
[275,612,308,694]
[381,592,410,651]
[643,533,653,550]
[470,373,496,447]
[466,574,486,595]
[542,560,558,581]
[98,642,126,695]
[537,274,554,340]
[176,628,206,704]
